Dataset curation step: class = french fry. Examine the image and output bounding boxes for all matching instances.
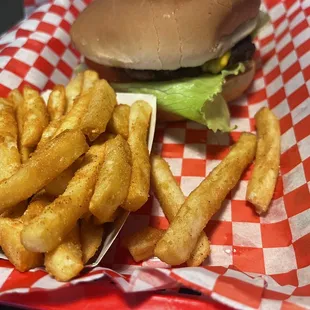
[107,104,130,139]
[80,217,104,264]
[81,70,99,94]
[0,202,28,219]
[0,130,89,214]
[246,107,281,214]
[154,133,257,265]
[45,224,83,282]
[122,101,152,212]
[47,85,66,120]
[0,193,50,272]
[54,92,91,137]
[21,192,54,224]
[81,80,117,141]
[0,98,21,181]
[21,142,106,253]
[36,117,63,149]
[0,218,43,272]
[45,166,75,197]
[8,89,30,163]
[151,154,210,267]
[21,86,49,148]
[89,135,132,224]
[65,72,83,113]
[123,227,165,262]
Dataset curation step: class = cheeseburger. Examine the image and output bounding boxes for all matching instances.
[70,0,268,131]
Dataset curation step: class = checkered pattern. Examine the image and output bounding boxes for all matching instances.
[0,0,310,309]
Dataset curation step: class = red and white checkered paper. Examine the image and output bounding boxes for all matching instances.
[0,0,309,309]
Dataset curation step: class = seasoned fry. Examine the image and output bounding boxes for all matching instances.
[0,193,49,272]
[8,89,30,163]
[45,224,83,282]
[21,192,54,224]
[154,133,257,265]
[47,85,66,120]
[36,117,63,149]
[65,72,83,113]
[54,92,91,137]
[151,154,210,267]
[0,98,21,181]
[89,135,132,224]
[107,104,130,139]
[122,101,152,212]
[0,201,28,219]
[21,86,49,148]
[247,107,280,214]
[45,166,75,196]
[21,143,106,253]
[80,217,104,264]
[0,130,88,214]
[81,80,117,141]
[81,70,99,94]
[0,218,43,272]
[123,227,165,262]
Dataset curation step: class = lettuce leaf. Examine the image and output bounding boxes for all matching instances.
[112,63,245,132]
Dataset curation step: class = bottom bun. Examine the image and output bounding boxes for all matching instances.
[157,60,256,122]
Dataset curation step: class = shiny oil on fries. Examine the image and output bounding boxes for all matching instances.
[122,101,152,212]
[246,107,280,214]
[65,72,83,113]
[81,70,99,94]
[151,154,210,267]
[154,133,257,265]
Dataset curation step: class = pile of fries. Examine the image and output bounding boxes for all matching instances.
[0,67,281,281]
[0,70,152,281]
[124,107,280,267]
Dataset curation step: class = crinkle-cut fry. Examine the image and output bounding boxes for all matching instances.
[47,85,66,120]
[80,217,104,264]
[123,227,165,262]
[8,89,30,163]
[246,107,280,214]
[89,135,132,224]
[81,79,117,141]
[44,166,75,197]
[54,92,91,137]
[65,72,83,113]
[45,224,83,282]
[122,101,152,212]
[36,117,63,149]
[21,142,106,253]
[154,133,257,265]
[21,86,49,148]
[0,218,44,272]
[106,104,130,139]
[0,130,88,214]
[0,99,21,181]
[150,154,210,267]
[81,70,99,94]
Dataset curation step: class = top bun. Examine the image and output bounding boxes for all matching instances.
[70,0,261,70]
